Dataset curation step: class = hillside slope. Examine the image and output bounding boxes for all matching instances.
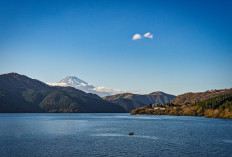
[171,89,232,105]
[130,89,232,119]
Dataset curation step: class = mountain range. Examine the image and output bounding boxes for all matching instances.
[1,72,231,118]
[0,73,126,113]
[0,73,176,113]
[103,92,176,112]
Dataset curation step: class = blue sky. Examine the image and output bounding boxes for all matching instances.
[0,0,231,95]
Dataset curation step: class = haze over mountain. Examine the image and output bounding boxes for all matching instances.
[103,92,176,112]
[48,76,126,97]
[0,73,126,113]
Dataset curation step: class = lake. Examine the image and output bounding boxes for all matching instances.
[0,113,232,157]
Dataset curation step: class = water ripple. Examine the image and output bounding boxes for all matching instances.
[91,133,158,140]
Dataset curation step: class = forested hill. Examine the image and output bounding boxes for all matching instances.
[130,89,232,119]
[0,73,126,113]
[171,89,232,105]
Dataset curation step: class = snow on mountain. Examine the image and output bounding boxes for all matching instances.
[47,76,126,97]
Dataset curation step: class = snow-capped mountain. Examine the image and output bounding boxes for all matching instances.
[58,76,95,93]
[47,76,126,97]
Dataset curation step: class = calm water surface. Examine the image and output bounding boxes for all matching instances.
[0,113,232,157]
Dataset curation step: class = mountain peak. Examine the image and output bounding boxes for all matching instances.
[59,76,88,85]
[1,72,23,77]
[0,72,51,90]
[149,91,165,95]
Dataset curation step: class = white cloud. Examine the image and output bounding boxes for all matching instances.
[93,86,127,94]
[47,82,67,87]
[132,33,142,40]
[93,86,149,95]
[48,82,151,97]
[143,32,154,39]
[79,83,88,87]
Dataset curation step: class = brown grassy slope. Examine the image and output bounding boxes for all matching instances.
[171,88,232,105]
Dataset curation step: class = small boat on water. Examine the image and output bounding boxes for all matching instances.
[129,132,134,135]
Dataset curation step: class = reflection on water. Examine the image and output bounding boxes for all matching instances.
[0,113,232,157]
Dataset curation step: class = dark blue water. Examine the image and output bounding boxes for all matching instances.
[0,113,232,157]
